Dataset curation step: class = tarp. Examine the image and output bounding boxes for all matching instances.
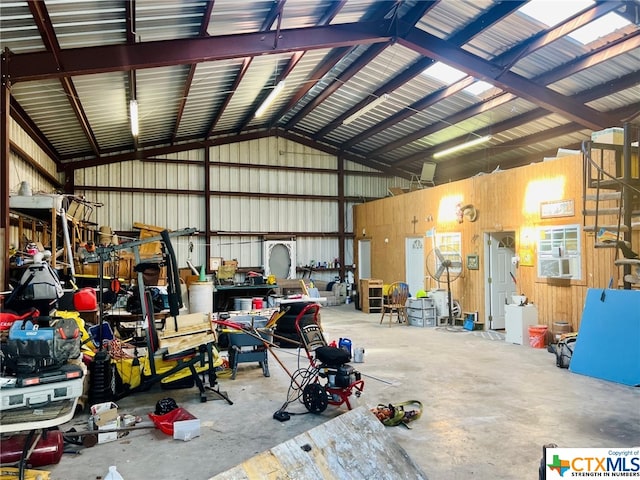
[570,288,640,386]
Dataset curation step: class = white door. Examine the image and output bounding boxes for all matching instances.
[485,232,516,329]
[405,237,424,297]
[358,239,371,280]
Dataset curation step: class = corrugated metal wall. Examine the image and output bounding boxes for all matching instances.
[8,119,62,249]
[69,137,406,281]
[9,119,61,192]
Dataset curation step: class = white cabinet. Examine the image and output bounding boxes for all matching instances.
[505,304,538,345]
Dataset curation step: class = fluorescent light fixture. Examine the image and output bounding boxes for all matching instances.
[255,80,286,118]
[129,99,139,137]
[343,93,389,125]
[433,135,492,159]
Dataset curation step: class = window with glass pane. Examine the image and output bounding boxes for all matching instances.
[435,232,462,275]
[537,225,581,279]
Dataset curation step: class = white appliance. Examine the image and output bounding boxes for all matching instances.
[505,304,538,345]
[429,289,449,317]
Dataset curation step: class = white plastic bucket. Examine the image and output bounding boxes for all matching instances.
[189,281,213,314]
[353,347,365,363]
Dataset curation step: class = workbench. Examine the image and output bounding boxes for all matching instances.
[213,284,277,312]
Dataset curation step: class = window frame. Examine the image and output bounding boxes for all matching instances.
[536,224,582,280]
[434,232,463,277]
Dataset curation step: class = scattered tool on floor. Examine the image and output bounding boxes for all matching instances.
[63,423,157,448]
[371,400,423,429]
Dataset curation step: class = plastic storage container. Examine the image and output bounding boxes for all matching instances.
[173,419,201,441]
[339,338,352,357]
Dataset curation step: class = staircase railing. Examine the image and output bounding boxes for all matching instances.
[581,140,626,246]
[581,124,640,288]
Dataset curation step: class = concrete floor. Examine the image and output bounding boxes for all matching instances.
[45,303,639,480]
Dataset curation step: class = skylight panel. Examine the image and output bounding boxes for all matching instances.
[568,12,631,44]
[464,80,494,96]
[518,0,592,27]
[422,62,467,84]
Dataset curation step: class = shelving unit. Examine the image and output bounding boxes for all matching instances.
[359,278,383,314]
[9,194,100,274]
[406,297,437,327]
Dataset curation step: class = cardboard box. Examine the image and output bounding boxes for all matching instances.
[591,127,623,145]
[90,402,120,443]
[90,402,118,426]
[97,419,121,444]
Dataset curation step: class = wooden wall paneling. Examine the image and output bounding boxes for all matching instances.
[353,154,628,333]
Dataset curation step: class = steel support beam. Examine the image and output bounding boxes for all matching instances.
[207,58,253,138]
[28,0,100,156]
[430,103,640,183]
[7,23,392,82]
[393,71,640,168]
[1,49,10,290]
[173,0,215,143]
[496,2,623,69]
[398,25,618,131]
[285,43,389,128]
[335,1,528,146]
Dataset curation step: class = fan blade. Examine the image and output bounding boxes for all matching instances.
[434,248,445,264]
[435,264,446,280]
[450,261,462,270]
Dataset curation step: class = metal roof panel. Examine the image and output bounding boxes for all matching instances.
[46,0,127,48]
[0,2,46,53]
[136,65,191,143]
[295,44,419,133]
[72,71,130,150]
[11,78,92,155]
[207,0,276,36]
